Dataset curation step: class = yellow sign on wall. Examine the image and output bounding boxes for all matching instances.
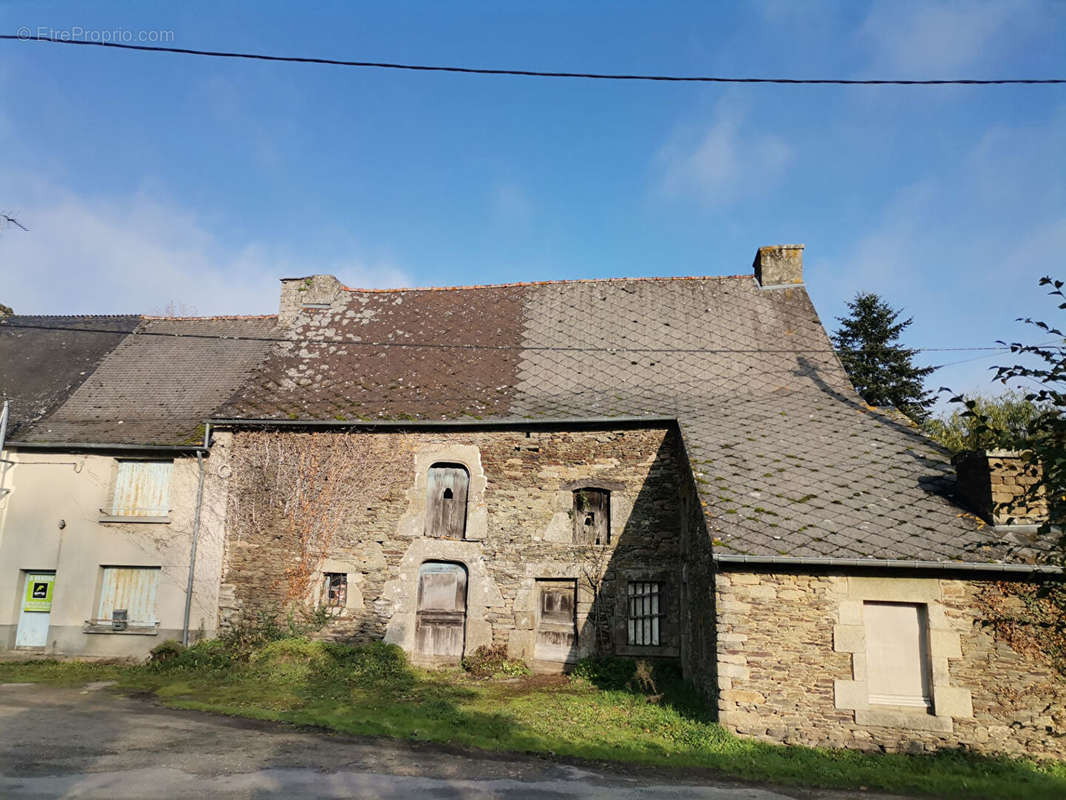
[23,574,54,613]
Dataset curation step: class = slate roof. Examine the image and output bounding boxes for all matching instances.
[0,315,142,439]
[6,316,278,446]
[218,275,1024,566]
[1,275,1035,566]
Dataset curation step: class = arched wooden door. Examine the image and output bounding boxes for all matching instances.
[415,562,467,661]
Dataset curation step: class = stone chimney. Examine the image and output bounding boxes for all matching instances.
[753,244,804,288]
[279,274,344,326]
[952,450,1046,526]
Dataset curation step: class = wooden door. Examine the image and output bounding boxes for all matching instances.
[415,562,467,660]
[534,580,577,663]
[573,488,609,545]
[425,464,469,539]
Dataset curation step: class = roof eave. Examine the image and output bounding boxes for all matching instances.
[208,415,680,431]
[714,553,1062,575]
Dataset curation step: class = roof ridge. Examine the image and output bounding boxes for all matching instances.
[341,274,753,293]
[143,314,279,321]
[4,314,144,320]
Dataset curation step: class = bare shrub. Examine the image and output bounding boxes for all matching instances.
[228,430,403,606]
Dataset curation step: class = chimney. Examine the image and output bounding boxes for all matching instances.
[952,450,1046,526]
[753,244,804,288]
[279,274,344,326]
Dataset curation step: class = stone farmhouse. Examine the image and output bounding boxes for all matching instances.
[0,244,1062,758]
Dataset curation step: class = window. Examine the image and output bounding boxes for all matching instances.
[425,463,470,539]
[106,460,173,519]
[92,566,160,631]
[627,581,662,646]
[863,602,932,709]
[323,573,348,608]
[573,488,610,545]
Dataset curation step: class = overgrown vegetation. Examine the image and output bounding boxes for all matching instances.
[461,644,530,679]
[923,391,1046,454]
[974,580,1066,677]
[3,642,1065,799]
[228,431,403,603]
[960,277,1066,561]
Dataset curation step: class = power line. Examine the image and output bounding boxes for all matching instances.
[3,35,1064,86]
[0,319,1026,355]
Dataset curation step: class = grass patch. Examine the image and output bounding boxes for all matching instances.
[2,643,1065,799]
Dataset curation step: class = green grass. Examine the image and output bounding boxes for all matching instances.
[3,640,1065,800]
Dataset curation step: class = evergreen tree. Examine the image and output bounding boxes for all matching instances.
[832,292,934,422]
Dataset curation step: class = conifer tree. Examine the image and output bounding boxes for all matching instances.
[832,292,934,422]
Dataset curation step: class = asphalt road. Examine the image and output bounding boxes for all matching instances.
[0,681,903,800]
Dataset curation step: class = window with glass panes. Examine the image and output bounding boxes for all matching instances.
[627,581,662,646]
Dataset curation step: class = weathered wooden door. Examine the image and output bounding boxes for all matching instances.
[425,464,469,539]
[415,562,467,660]
[534,580,577,663]
[573,488,609,545]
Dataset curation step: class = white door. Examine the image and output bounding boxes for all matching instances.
[16,572,55,648]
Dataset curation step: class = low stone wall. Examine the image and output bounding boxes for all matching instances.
[715,569,1066,759]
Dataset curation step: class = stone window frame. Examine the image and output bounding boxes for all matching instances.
[322,572,348,609]
[572,487,611,545]
[559,479,626,548]
[612,568,679,658]
[400,445,488,542]
[833,576,973,733]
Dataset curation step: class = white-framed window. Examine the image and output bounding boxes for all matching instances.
[92,566,161,631]
[627,581,663,646]
[105,460,173,519]
[863,601,932,709]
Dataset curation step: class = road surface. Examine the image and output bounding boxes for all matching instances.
[0,681,904,799]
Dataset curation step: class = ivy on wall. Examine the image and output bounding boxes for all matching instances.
[975,579,1066,676]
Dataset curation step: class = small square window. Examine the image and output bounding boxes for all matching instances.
[627,581,662,646]
[323,573,347,608]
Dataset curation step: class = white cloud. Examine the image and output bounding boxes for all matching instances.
[655,102,792,207]
[858,0,1039,76]
[0,173,410,316]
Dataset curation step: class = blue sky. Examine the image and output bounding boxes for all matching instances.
[1,1,1065,408]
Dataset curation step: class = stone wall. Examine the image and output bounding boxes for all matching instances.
[218,425,685,666]
[715,568,1066,759]
[952,450,1046,526]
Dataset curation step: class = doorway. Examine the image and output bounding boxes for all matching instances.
[16,571,55,648]
[415,562,467,661]
[534,579,577,664]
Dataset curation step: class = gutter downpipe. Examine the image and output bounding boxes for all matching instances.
[181,423,211,646]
